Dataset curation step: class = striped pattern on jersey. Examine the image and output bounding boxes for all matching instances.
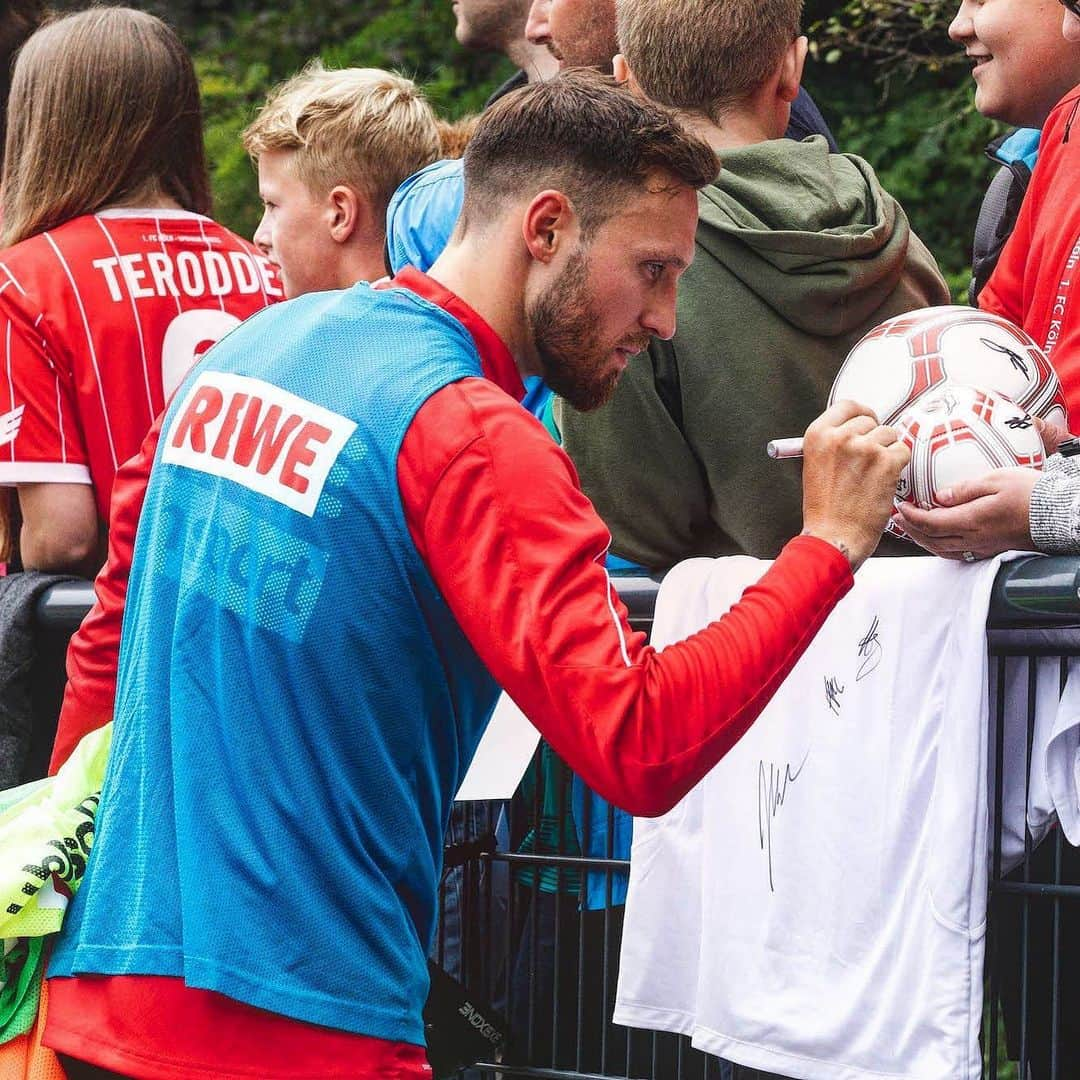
[0,208,282,517]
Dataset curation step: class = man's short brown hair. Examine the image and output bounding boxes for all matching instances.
[617,0,803,121]
[243,62,440,217]
[459,68,718,239]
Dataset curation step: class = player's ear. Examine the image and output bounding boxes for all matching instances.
[328,185,364,245]
[521,190,578,265]
[778,36,808,103]
[613,54,644,98]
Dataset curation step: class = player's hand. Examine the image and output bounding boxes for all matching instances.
[800,400,910,572]
[896,467,1038,560]
[1035,417,1069,457]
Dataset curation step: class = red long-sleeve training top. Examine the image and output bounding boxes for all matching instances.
[46,268,852,1078]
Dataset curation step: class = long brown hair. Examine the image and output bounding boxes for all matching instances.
[1,6,212,248]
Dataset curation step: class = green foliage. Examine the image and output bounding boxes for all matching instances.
[157,0,510,236]
[802,0,1002,294]
[51,0,996,290]
[807,0,960,79]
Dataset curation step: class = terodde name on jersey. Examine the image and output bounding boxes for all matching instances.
[92,249,282,302]
[163,372,356,516]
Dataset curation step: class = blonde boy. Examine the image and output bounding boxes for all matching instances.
[244,62,440,297]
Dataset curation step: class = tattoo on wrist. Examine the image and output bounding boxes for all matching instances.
[802,528,851,564]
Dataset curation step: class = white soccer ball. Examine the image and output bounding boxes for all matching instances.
[894,384,1044,512]
[830,305,1069,430]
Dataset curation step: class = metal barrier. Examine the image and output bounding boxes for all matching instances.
[30,558,1080,1080]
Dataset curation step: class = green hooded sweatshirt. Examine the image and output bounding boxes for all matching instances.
[558,135,950,570]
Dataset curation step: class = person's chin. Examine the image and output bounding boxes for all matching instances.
[973,83,1003,122]
[970,60,994,98]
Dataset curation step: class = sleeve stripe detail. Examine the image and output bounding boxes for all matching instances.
[596,546,632,669]
[0,262,26,297]
[56,369,67,464]
[0,461,92,484]
[43,231,119,471]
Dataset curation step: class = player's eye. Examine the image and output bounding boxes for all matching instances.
[644,262,665,282]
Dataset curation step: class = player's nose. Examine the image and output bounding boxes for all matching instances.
[525,0,552,46]
[641,286,678,342]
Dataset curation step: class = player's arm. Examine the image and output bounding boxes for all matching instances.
[17,481,102,574]
[404,388,905,817]
[0,297,98,572]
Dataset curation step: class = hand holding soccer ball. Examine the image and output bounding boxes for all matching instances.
[893,384,1044,510]
[896,467,1041,561]
[819,307,1070,559]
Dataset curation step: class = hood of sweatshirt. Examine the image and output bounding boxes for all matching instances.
[695,135,924,337]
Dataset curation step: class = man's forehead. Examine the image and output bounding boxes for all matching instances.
[621,179,700,221]
[599,186,699,261]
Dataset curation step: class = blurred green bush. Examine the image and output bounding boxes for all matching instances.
[48,0,1002,291]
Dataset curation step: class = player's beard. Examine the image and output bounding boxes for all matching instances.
[528,248,638,412]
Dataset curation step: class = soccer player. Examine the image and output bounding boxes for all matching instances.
[0,8,281,576]
[50,63,442,770]
[45,71,907,1079]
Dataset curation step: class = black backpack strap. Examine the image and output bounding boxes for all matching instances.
[969,149,1033,305]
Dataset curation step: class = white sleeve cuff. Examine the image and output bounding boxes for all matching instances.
[0,461,93,485]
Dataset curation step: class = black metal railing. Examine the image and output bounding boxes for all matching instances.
[30,556,1080,1080]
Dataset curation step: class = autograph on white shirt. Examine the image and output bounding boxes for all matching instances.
[857,616,883,683]
[758,752,809,893]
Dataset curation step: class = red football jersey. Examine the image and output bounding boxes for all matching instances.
[0,208,283,517]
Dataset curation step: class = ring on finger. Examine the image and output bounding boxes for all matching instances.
[961,550,977,563]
